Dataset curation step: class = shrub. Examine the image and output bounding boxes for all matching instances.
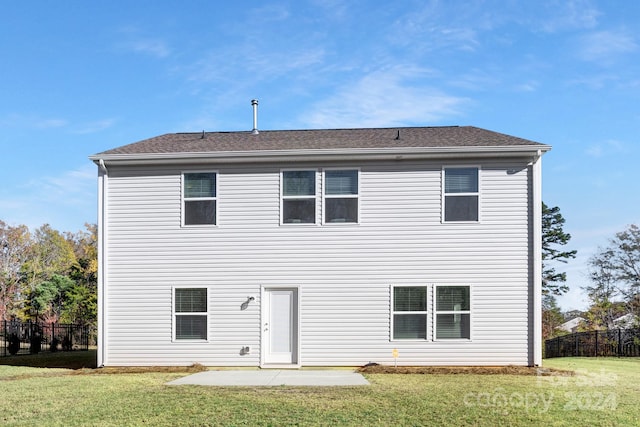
[30,335,41,354]
[8,333,20,355]
[62,336,72,351]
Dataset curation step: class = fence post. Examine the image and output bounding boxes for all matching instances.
[617,328,622,357]
[594,330,598,357]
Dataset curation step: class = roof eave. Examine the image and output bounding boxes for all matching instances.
[90,145,551,166]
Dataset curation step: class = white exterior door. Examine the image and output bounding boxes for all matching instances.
[263,288,298,365]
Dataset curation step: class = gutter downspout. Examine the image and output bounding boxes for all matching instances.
[531,149,543,366]
[97,159,108,367]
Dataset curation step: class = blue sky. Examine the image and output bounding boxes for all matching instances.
[1,1,638,311]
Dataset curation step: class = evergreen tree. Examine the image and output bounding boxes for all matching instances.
[542,202,577,296]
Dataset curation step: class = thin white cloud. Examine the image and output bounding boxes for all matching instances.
[1,164,97,231]
[184,45,326,87]
[34,164,96,207]
[303,67,468,128]
[123,39,171,58]
[115,27,171,59]
[578,30,637,62]
[309,0,349,21]
[514,81,539,92]
[72,118,117,135]
[567,73,618,90]
[536,0,600,33]
[389,5,481,53]
[248,3,290,22]
[0,114,115,134]
[0,114,68,130]
[36,118,68,129]
[447,70,500,91]
[585,139,625,158]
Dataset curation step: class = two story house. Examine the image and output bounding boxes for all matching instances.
[90,125,550,367]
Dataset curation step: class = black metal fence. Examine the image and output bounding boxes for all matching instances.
[545,328,640,358]
[1,320,90,357]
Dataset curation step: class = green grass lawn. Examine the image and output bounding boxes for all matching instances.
[0,353,638,426]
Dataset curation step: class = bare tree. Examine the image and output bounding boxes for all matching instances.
[0,221,32,320]
[588,224,640,318]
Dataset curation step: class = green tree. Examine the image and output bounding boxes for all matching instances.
[22,224,77,291]
[64,224,98,327]
[59,281,96,326]
[542,202,577,296]
[542,294,565,339]
[25,274,74,323]
[0,220,98,327]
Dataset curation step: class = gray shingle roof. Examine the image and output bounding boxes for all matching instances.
[95,126,547,156]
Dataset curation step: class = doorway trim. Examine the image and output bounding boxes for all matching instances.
[260,285,301,368]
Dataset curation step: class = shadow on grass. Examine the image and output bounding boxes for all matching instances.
[0,350,97,370]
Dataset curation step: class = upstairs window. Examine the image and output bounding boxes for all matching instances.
[183,172,217,226]
[324,170,359,224]
[282,170,316,224]
[174,287,208,340]
[435,286,471,339]
[392,286,427,340]
[443,167,479,222]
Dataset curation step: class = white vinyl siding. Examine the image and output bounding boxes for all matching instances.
[102,160,535,366]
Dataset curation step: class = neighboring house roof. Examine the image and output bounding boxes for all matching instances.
[559,317,586,332]
[613,313,640,329]
[90,126,550,164]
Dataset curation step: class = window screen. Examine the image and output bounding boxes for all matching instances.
[436,286,470,339]
[184,173,217,225]
[444,168,479,222]
[324,170,358,223]
[174,288,208,340]
[393,286,427,340]
[282,171,316,224]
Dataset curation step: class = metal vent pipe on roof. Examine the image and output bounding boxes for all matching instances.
[251,99,259,134]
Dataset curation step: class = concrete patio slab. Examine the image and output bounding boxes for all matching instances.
[166,370,370,387]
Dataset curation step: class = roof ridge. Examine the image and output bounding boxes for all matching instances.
[92,126,549,158]
[173,125,463,136]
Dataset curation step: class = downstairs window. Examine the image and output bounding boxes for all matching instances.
[174,287,208,340]
[392,286,427,340]
[435,286,471,339]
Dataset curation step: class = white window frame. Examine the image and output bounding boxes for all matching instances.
[442,166,481,223]
[172,286,209,342]
[182,171,218,227]
[433,285,472,341]
[390,285,428,341]
[280,169,319,225]
[322,168,360,225]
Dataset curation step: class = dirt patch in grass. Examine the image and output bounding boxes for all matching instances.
[357,364,574,376]
[1,362,209,381]
[89,363,209,375]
